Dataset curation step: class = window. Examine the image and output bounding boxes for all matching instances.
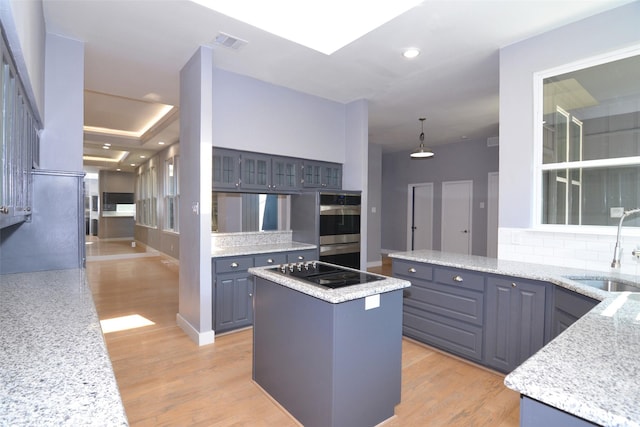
[540,52,640,228]
[165,156,179,231]
[135,165,157,227]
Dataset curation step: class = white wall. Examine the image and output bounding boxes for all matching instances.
[41,33,84,171]
[212,69,346,164]
[498,2,640,273]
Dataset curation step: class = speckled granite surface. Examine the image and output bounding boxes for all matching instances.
[505,293,640,427]
[212,241,317,258]
[389,249,640,301]
[249,262,410,304]
[0,269,128,426]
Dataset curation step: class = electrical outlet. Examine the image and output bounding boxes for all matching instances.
[610,207,624,218]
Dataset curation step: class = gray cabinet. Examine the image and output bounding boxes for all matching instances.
[552,287,598,339]
[241,154,301,192]
[213,248,318,333]
[520,396,599,427]
[484,276,548,373]
[394,260,485,362]
[213,255,254,333]
[302,160,342,189]
[212,148,241,190]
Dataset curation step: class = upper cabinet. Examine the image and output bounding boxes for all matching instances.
[301,160,342,189]
[0,34,39,230]
[213,148,341,193]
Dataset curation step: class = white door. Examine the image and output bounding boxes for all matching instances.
[487,172,499,258]
[406,183,433,251]
[441,180,473,254]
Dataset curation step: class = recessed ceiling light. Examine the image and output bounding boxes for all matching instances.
[102,145,110,150]
[158,141,165,145]
[140,155,146,159]
[195,0,422,55]
[116,168,121,171]
[104,143,111,146]
[130,163,136,167]
[402,48,420,59]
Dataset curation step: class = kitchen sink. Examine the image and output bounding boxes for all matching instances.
[564,276,640,292]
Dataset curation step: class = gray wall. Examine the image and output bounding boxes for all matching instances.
[499,1,640,229]
[98,170,135,239]
[381,138,498,255]
[367,143,382,266]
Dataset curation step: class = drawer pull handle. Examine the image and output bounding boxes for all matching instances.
[511,282,517,288]
[267,258,274,264]
[408,267,417,273]
[297,255,305,260]
[453,275,464,282]
[230,262,239,268]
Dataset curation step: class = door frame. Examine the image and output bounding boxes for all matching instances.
[406,182,434,251]
[487,172,499,258]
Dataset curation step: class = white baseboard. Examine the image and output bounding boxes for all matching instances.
[176,313,215,346]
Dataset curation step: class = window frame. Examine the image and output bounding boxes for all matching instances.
[533,44,640,233]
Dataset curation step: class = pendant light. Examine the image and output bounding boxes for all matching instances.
[410,117,434,159]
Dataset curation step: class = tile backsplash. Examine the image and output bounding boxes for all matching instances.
[498,227,640,276]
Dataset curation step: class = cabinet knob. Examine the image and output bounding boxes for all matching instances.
[249,293,253,297]
[267,258,274,264]
[511,282,517,288]
[408,267,417,273]
[230,262,239,268]
[297,255,305,260]
[0,206,8,214]
[453,275,464,282]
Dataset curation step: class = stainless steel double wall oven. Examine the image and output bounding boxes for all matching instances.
[291,191,362,269]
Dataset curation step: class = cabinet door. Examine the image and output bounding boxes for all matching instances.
[302,161,323,188]
[215,272,253,333]
[485,277,547,373]
[322,163,342,189]
[271,156,300,192]
[241,153,271,191]
[552,287,598,339]
[212,149,241,190]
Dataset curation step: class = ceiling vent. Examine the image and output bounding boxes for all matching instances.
[212,32,248,50]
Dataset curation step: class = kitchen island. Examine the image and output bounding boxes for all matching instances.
[249,263,410,427]
[390,249,640,427]
[0,269,128,426]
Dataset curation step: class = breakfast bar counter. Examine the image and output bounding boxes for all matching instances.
[0,269,128,426]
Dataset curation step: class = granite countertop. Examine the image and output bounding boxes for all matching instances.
[0,269,128,426]
[389,249,640,301]
[212,241,317,258]
[505,293,640,427]
[249,262,411,304]
[389,249,640,427]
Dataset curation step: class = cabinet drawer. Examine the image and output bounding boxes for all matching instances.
[287,250,316,263]
[392,260,433,280]
[254,252,287,267]
[215,257,254,274]
[403,278,484,326]
[433,267,485,292]
[403,306,483,362]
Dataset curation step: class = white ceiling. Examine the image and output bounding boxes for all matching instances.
[41,0,635,173]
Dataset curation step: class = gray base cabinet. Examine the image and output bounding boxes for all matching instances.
[213,249,317,333]
[393,258,562,374]
[552,287,598,339]
[395,260,485,362]
[520,396,599,427]
[484,277,548,373]
[253,277,402,427]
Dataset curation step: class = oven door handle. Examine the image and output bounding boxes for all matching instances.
[319,206,361,216]
[320,242,360,256]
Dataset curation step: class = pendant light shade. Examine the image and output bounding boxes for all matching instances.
[410,117,434,159]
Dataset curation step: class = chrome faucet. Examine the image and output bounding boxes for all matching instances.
[611,208,640,268]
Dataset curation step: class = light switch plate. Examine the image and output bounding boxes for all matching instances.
[610,207,624,218]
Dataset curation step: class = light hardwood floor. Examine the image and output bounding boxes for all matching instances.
[86,250,520,426]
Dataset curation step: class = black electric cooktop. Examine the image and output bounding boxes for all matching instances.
[271,262,384,289]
